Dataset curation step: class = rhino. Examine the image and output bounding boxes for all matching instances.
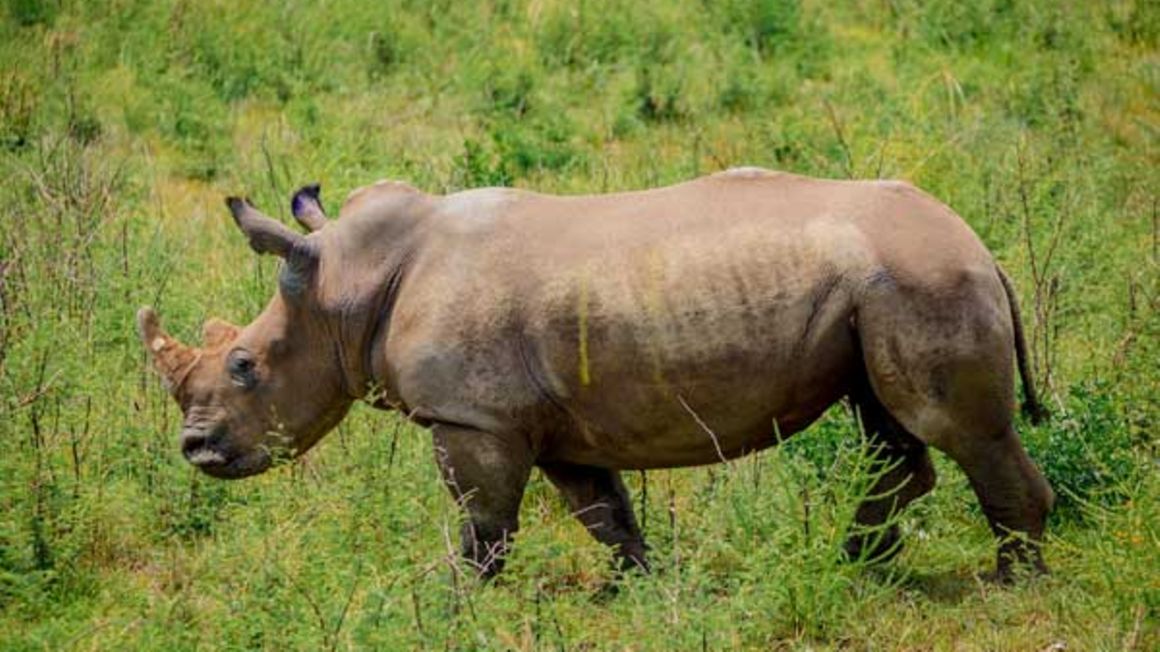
[137,168,1054,581]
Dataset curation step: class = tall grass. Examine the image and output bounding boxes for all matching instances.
[1,0,1156,649]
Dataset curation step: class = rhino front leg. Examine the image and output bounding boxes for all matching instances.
[540,462,649,573]
[432,424,533,578]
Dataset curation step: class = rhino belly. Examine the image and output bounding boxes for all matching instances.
[534,284,860,469]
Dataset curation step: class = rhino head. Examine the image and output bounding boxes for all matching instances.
[138,186,354,479]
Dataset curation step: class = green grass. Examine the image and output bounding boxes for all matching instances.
[1,0,1157,649]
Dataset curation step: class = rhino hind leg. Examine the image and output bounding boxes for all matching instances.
[432,424,533,578]
[856,272,1054,580]
[944,425,1054,581]
[843,379,937,563]
[540,462,649,573]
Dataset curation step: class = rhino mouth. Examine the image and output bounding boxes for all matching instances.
[187,446,273,479]
[181,422,280,479]
[186,445,228,468]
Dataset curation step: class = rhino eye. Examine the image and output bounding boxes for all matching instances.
[227,350,258,390]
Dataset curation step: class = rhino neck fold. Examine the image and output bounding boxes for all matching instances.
[321,205,426,410]
[354,256,409,407]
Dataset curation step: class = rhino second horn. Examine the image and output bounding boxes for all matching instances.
[291,183,328,232]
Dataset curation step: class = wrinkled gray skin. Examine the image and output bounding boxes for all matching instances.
[139,169,1054,581]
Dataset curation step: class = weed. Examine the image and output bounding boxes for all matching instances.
[1024,380,1142,517]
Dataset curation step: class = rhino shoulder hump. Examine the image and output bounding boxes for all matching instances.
[434,187,529,230]
[341,179,423,214]
[872,179,921,195]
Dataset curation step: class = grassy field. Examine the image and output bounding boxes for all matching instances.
[1,0,1157,649]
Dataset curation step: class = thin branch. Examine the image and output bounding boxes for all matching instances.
[677,394,730,466]
[823,99,855,178]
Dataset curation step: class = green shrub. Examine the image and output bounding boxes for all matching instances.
[712,0,802,58]
[492,116,580,175]
[479,58,538,118]
[157,473,238,540]
[0,72,40,151]
[5,0,58,27]
[913,0,1014,50]
[150,76,229,180]
[718,52,764,114]
[780,406,861,477]
[367,29,403,80]
[1104,0,1160,46]
[1024,380,1141,517]
[453,137,511,188]
[454,114,582,187]
[365,14,427,82]
[536,1,654,68]
[634,64,683,123]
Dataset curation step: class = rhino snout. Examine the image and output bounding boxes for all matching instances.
[180,424,274,479]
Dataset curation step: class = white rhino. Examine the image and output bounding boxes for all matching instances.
[138,168,1053,580]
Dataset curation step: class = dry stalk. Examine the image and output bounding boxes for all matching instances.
[1015,138,1069,399]
[677,394,731,467]
[823,99,855,178]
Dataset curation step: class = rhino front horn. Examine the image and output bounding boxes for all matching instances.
[137,306,199,394]
[137,306,165,350]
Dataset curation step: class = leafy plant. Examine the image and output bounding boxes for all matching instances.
[1024,380,1142,517]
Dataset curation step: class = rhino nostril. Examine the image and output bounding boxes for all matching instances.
[181,426,224,459]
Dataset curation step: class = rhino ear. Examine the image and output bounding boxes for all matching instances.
[290,183,328,232]
[225,197,305,258]
[226,196,319,299]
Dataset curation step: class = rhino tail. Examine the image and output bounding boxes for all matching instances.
[996,265,1047,425]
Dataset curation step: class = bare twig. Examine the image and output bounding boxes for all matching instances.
[874,131,892,179]
[1015,137,1070,396]
[328,563,362,652]
[638,469,648,536]
[280,557,360,652]
[823,99,855,178]
[667,474,679,574]
[1016,141,1041,285]
[0,260,8,368]
[677,394,730,466]
[1124,602,1145,650]
[1151,195,1157,264]
[410,581,427,643]
[440,518,478,625]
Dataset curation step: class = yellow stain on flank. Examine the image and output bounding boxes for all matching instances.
[577,274,591,387]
